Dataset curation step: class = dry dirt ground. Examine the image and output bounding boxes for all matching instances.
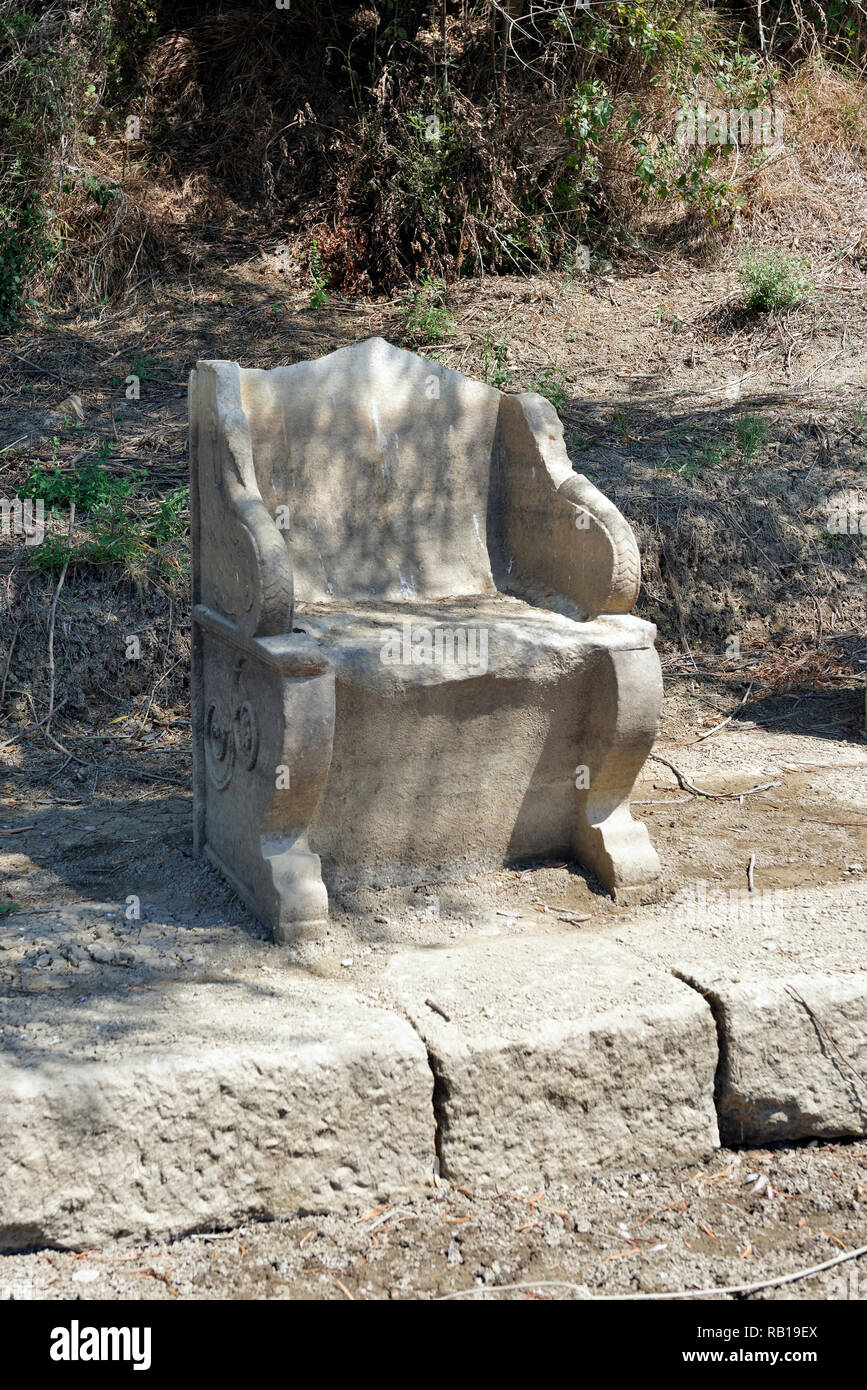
[1,681,866,998]
[0,242,865,1301]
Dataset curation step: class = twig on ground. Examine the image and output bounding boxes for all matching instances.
[689,682,754,744]
[437,1242,867,1300]
[44,504,75,757]
[648,754,781,801]
[125,769,189,788]
[797,338,846,389]
[0,698,68,752]
[747,852,756,892]
[135,1266,178,1298]
[137,653,182,733]
[0,619,20,707]
[632,797,692,806]
[0,348,70,384]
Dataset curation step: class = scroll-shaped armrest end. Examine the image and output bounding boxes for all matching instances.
[556,469,641,614]
[497,391,641,618]
[190,362,294,637]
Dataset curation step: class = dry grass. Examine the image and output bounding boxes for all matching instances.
[42,166,167,308]
[739,61,867,258]
[3,7,867,318]
[748,636,863,693]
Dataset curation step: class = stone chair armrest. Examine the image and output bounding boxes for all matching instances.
[498,392,642,619]
[194,603,330,677]
[190,361,294,637]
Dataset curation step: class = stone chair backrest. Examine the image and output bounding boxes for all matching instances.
[239,337,503,604]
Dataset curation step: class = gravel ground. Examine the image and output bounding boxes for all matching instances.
[2,1142,865,1302]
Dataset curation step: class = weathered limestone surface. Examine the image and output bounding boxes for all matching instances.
[240,338,502,603]
[676,967,867,1144]
[382,935,720,1189]
[190,336,662,938]
[301,602,659,890]
[5,889,867,1248]
[0,981,434,1250]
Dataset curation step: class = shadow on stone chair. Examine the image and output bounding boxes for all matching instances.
[189,336,663,942]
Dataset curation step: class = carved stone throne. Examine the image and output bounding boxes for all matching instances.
[189,338,662,941]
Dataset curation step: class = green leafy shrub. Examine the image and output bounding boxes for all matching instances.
[149,486,189,542]
[560,78,613,197]
[18,443,188,576]
[530,366,568,413]
[739,251,813,311]
[18,442,138,512]
[307,238,330,309]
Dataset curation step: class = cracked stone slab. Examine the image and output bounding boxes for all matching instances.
[0,979,434,1251]
[381,935,719,1190]
[676,967,867,1145]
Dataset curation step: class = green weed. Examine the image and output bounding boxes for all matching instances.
[18,443,188,577]
[739,251,813,312]
[734,414,770,464]
[402,274,455,345]
[530,366,568,413]
[482,335,512,390]
[308,238,330,309]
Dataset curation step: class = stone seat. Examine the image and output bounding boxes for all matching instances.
[297,595,652,683]
[189,337,663,940]
[297,598,658,892]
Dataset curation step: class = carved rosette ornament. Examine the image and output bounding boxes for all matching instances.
[204,697,234,790]
[233,698,259,771]
[204,657,261,789]
[231,655,259,771]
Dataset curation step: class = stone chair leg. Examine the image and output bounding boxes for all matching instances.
[572,646,663,901]
[193,617,335,941]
